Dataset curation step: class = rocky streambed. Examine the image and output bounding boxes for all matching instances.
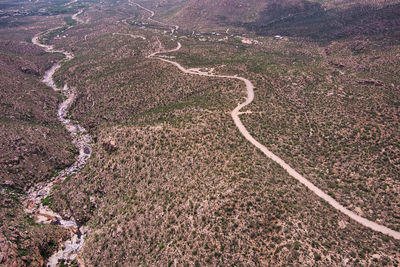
[23,11,92,266]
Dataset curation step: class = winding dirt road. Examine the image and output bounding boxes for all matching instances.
[153,44,400,240]
[72,9,85,24]
[132,2,400,240]
[129,0,179,34]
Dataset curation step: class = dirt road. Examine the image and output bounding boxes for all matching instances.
[147,40,400,240]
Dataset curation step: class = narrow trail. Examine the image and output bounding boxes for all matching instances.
[72,9,86,24]
[133,3,400,240]
[24,9,92,266]
[129,0,179,34]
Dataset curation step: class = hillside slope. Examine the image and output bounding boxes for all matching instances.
[153,0,400,40]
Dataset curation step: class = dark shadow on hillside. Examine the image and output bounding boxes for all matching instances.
[238,2,400,43]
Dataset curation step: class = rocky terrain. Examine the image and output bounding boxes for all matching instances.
[0,0,85,265]
[0,34,77,191]
[1,0,400,265]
